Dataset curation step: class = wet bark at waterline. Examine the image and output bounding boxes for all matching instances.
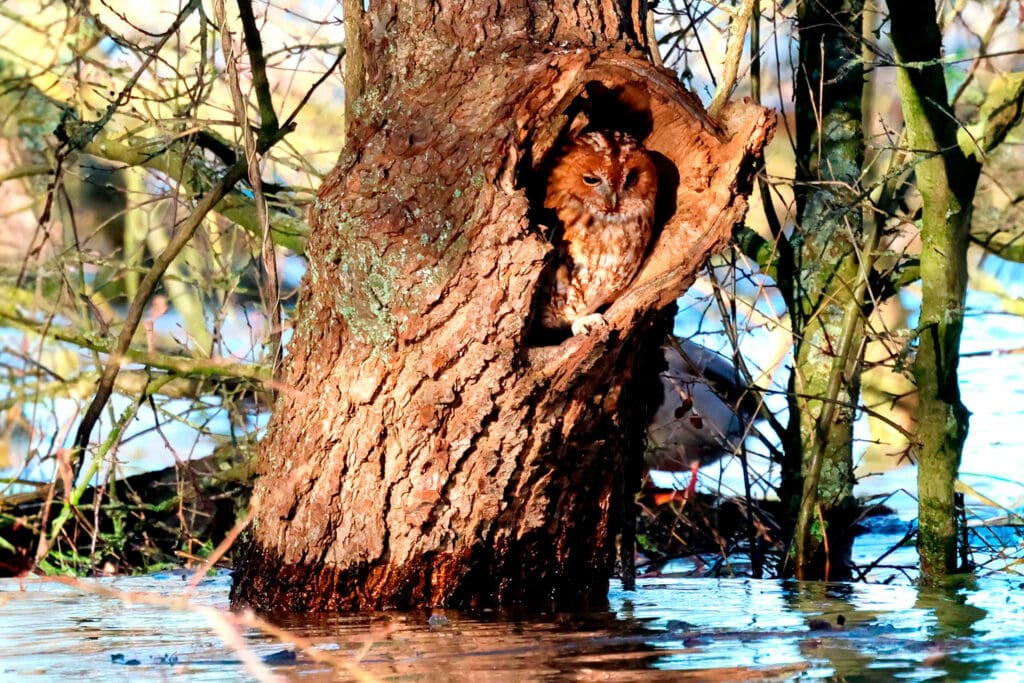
[889,0,980,582]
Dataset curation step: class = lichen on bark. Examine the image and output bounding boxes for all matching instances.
[887,0,980,582]
[780,0,865,580]
[231,2,773,611]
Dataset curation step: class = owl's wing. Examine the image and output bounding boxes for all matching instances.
[539,261,572,331]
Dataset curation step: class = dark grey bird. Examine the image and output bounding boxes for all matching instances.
[646,339,761,497]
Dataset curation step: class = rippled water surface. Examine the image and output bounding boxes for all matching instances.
[3,570,1024,681]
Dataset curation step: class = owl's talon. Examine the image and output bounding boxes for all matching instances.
[571,314,608,336]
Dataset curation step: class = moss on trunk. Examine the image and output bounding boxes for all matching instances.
[780,0,865,580]
[888,0,980,582]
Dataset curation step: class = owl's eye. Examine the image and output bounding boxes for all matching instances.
[623,169,639,190]
[582,175,601,186]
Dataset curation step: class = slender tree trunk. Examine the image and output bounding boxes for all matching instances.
[230,1,772,611]
[780,0,864,580]
[341,0,365,129]
[888,0,979,582]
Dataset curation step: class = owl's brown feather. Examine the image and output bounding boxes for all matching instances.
[540,130,658,335]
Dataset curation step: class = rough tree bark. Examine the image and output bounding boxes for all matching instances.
[779,0,863,580]
[231,1,772,611]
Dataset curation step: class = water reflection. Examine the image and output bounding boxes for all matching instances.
[779,578,1024,681]
[3,573,1024,680]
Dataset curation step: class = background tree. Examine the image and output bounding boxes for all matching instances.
[0,0,339,573]
[778,0,865,580]
[720,0,1024,582]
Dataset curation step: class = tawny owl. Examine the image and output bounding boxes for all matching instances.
[540,130,658,336]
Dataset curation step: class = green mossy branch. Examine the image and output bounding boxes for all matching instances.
[889,0,981,582]
[959,72,1024,159]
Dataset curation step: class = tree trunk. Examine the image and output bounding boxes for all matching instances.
[230,1,772,611]
[888,0,980,582]
[780,0,864,580]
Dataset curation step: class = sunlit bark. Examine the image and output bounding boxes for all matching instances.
[231,1,772,610]
[780,0,864,580]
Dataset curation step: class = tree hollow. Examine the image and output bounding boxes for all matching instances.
[230,46,774,611]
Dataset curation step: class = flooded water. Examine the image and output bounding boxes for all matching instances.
[3,570,1024,680]
[4,261,1024,679]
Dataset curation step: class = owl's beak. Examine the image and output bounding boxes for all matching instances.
[602,188,618,212]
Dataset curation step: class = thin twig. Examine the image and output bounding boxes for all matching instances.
[950,0,1009,105]
[70,142,280,473]
[220,0,283,380]
[235,0,280,143]
[708,0,757,118]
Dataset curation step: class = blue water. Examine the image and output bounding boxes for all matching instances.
[3,571,1024,680]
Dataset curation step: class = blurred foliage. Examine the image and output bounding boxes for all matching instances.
[0,0,344,573]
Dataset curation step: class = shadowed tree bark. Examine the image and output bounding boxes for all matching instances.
[779,0,864,581]
[230,0,772,611]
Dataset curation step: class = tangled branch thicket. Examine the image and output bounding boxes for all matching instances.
[0,0,344,573]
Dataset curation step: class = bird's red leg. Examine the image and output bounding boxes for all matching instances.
[685,461,700,498]
[650,463,702,505]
